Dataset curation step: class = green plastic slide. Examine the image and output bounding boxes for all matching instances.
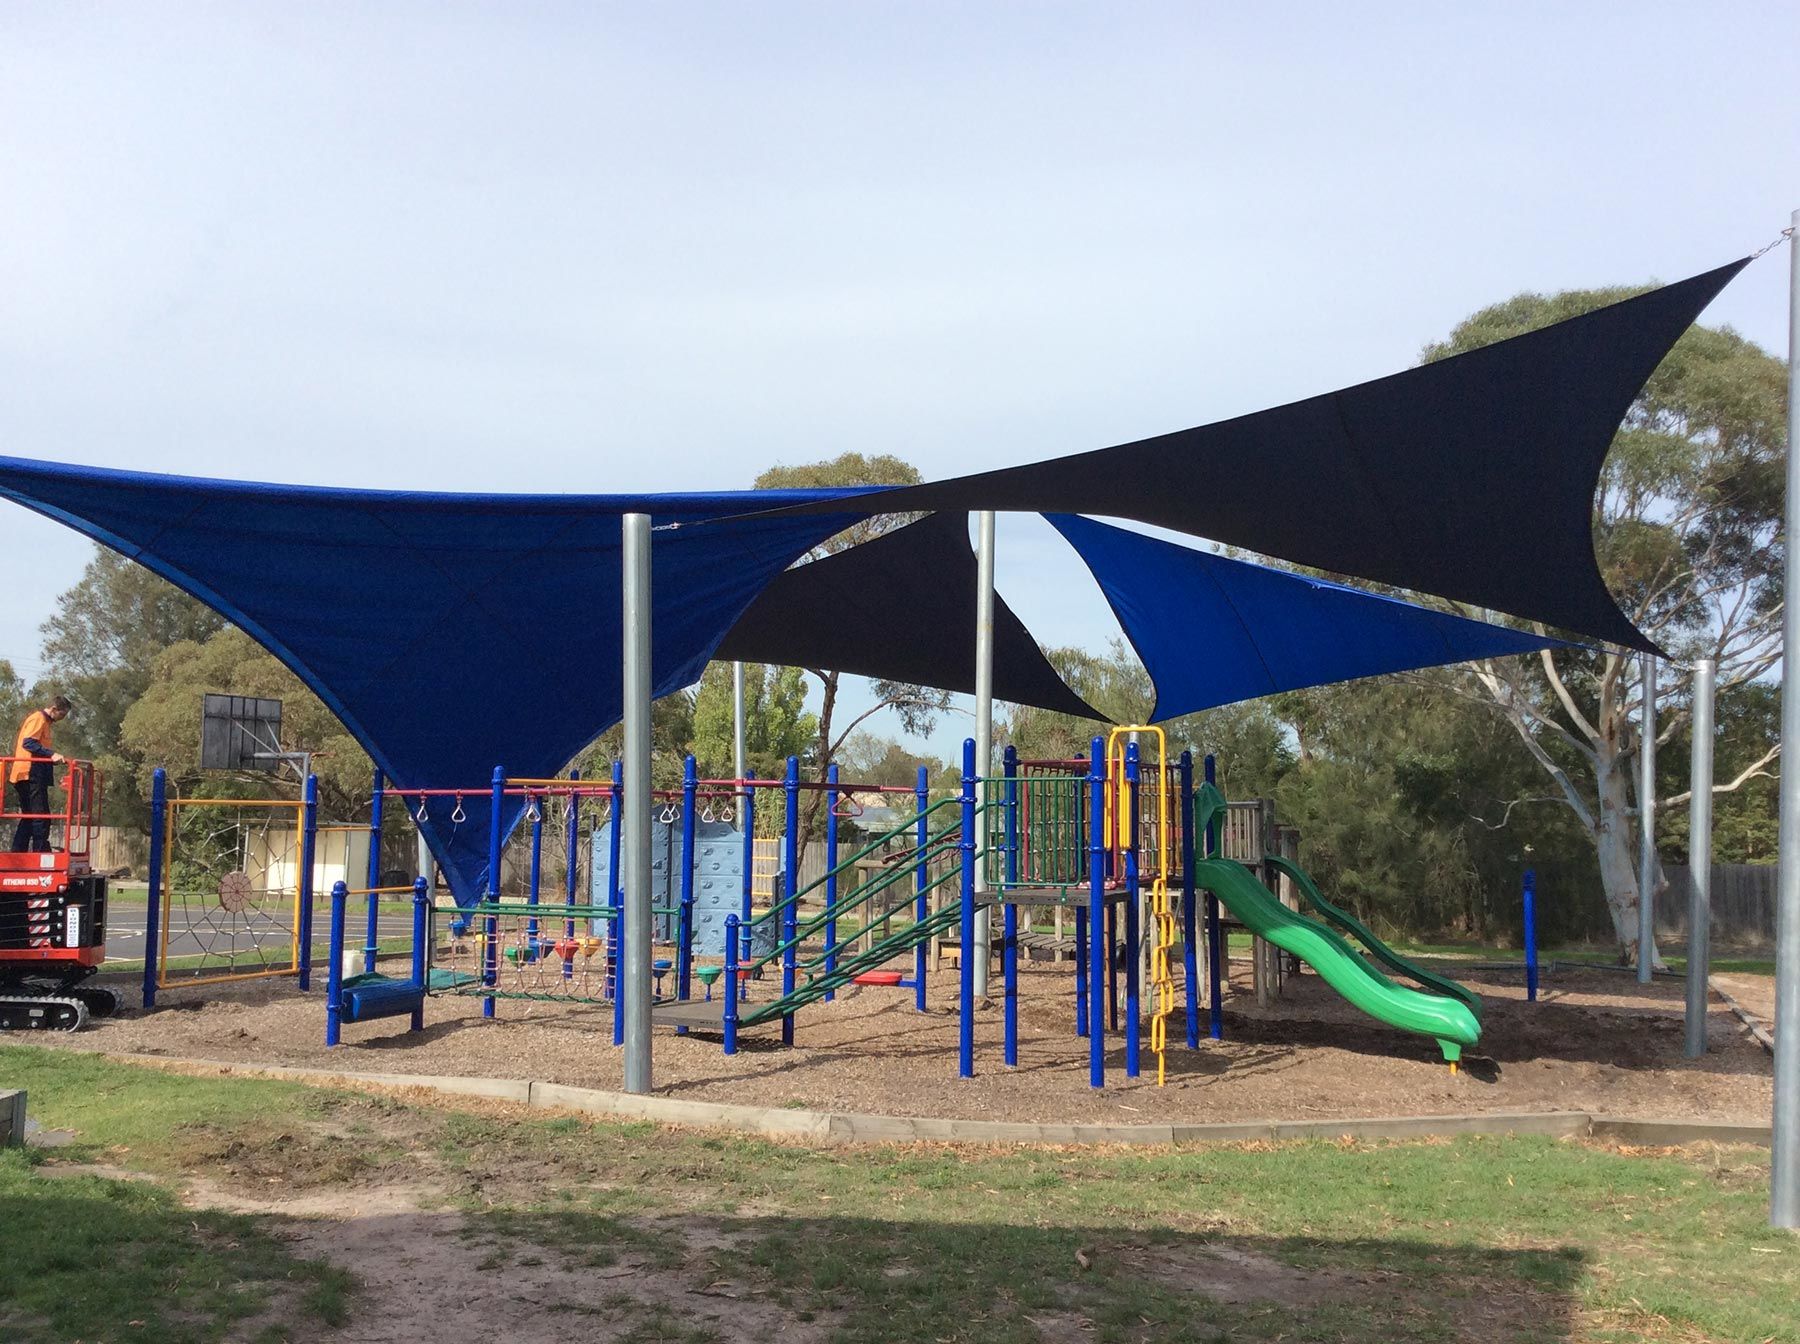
[1264,854,1483,1022]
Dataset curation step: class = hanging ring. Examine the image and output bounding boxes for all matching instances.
[414,797,430,824]
[450,797,468,825]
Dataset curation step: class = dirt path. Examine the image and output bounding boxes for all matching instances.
[175,1178,830,1344]
[1710,972,1776,1046]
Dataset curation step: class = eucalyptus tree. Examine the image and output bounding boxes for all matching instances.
[1427,294,1785,962]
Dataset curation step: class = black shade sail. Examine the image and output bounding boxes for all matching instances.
[754,261,1748,652]
[715,511,1104,721]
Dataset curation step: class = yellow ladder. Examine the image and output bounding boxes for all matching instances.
[1107,726,1177,1085]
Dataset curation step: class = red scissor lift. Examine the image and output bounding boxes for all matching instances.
[0,758,114,1030]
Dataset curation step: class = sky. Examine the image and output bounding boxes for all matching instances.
[2,3,1796,762]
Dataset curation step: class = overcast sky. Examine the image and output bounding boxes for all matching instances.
[3,3,1796,758]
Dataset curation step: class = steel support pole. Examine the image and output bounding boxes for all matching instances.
[620,512,654,1095]
[972,510,996,998]
[1638,654,1658,984]
[1686,658,1716,1059]
[732,661,747,781]
[1771,210,1800,1229]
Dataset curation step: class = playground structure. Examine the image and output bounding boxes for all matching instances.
[276,728,1487,1089]
[0,757,115,1030]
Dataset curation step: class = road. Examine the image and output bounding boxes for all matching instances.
[103,905,419,961]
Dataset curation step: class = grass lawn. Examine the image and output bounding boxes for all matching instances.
[1,1045,1793,1343]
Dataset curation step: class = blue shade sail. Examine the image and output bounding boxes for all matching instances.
[0,454,870,901]
[1047,514,1572,721]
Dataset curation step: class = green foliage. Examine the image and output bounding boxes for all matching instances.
[578,688,697,790]
[36,550,224,769]
[690,662,816,779]
[118,628,372,815]
[837,731,945,788]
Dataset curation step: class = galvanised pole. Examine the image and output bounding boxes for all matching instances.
[732,662,746,781]
[972,510,996,999]
[620,512,654,1095]
[1637,655,1658,985]
[1771,210,1800,1230]
[1686,658,1716,1059]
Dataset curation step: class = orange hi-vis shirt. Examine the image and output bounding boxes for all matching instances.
[10,709,54,783]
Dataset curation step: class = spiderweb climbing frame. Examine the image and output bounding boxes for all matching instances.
[155,796,307,990]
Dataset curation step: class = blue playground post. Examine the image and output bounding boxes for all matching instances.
[781,755,799,1046]
[1003,744,1020,1067]
[365,766,384,974]
[527,790,543,957]
[1108,900,1120,1033]
[1205,754,1224,1041]
[723,913,740,1055]
[142,767,167,1010]
[1179,751,1199,1050]
[739,769,755,1004]
[610,760,624,1046]
[678,755,697,1006]
[1523,866,1539,1002]
[1124,741,1141,1079]
[958,737,977,1079]
[824,763,840,1002]
[1087,737,1106,1088]
[914,765,929,1012]
[1075,907,1089,1037]
[410,876,429,1031]
[563,768,580,977]
[298,774,319,991]
[326,879,349,1047]
[483,766,504,1019]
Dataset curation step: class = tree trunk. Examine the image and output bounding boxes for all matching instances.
[1592,717,1667,969]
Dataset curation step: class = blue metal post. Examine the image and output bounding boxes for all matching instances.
[298,774,318,991]
[678,755,697,1005]
[1205,754,1223,1041]
[1003,744,1020,1067]
[1108,898,1119,1033]
[739,770,755,1004]
[482,766,504,1019]
[326,880,348,1047]
[723,913,740,1055]
[823,763,840,1002]
[781,755,799,1046]
[1523,867,1539,1003]
[1124,741,1141,1079]
[1180,751,1199,1050]
[611,759,624,1045]
[527,793,543,957]
[142,767,167,1009]
[365,766,384,974]
[1075,908,1089,1036]
[1088,737,1107,1088]
[914,764,929,1012]
[563,768,580,976]
[959,737,977,1078]
[410,876,429,1031]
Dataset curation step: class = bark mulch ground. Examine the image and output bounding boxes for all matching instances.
[57,958,1774,1126]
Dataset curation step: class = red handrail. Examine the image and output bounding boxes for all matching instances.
[0,756,102,857]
